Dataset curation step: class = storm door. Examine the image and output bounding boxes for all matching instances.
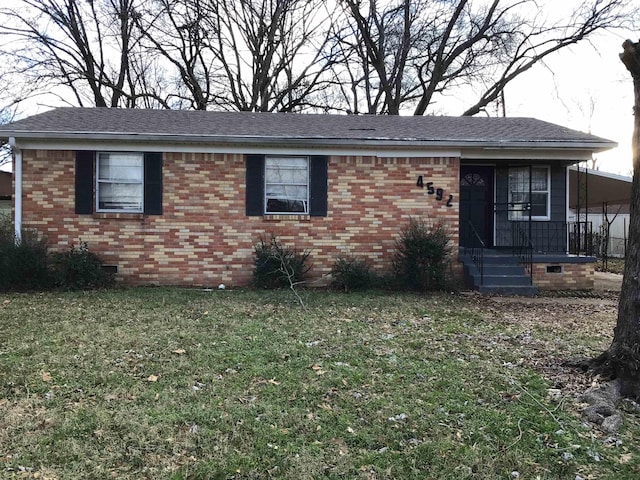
[459,166,494,247]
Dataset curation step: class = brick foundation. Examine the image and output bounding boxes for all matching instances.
[532,262,595,290]
[19,150,460,287]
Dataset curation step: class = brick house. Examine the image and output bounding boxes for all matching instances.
[0,108,616,293]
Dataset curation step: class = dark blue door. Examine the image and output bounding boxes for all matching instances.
[460,166,494,247]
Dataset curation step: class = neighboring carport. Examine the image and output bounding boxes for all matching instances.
[569,166,632,210]
[569,166,632,260]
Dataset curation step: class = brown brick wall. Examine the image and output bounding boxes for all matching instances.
[20,150,460,287]
[532,262,595,290]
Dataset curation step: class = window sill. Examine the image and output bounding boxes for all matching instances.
[263,214,311,222]
[93,212,145,220]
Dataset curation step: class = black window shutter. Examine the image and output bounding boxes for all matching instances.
[75,150,94,214]
[144,152,163,215]
[309,155,328,217]
[246,154,265,216]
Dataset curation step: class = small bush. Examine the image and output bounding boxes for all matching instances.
[392,218,451,291]
[51,241,115,291]
[0,215,114,292]
[331,255,373,291]
[0,213,11,243]
[253,234,310,289]
[0,215,51,291]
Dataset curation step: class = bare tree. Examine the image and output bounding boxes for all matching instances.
[201,0,338,112]
[331,0,634,116]
[0,0,166,108]
[133,0,215,109]
[132,0,340,111]
[0,0,635,116]
[589,39,640,393]
[0,106,15,167]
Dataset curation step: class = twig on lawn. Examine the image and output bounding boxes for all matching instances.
[501,417,524,452]
[510,377,566,431]
[278,251,307,311]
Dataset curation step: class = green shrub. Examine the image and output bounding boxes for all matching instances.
[392,218,451,291]
[0,215,51,291]
[0,213,11,243]
[253,234,310,289]
[331,255,373,291]
[51,241,115,291]
[0,215,114,292]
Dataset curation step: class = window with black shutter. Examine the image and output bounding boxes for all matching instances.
[75,150,163,215]
[246,154,328,217]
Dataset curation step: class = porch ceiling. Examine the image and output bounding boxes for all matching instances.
[569,166,632,209]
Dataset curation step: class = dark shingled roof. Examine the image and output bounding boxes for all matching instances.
[0,107,616,149]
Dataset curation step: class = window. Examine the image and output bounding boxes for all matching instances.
[508,166,550,220]
[75,151,163,215]
[245,154,327,217]
[96,152,144,212]
[264,156,309,214]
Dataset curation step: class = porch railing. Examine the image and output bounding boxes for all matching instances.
[568,221,595,256]
[496,221,565,254]
[494,221,595,256]
[512,222,533,284]
[463,220,485,286]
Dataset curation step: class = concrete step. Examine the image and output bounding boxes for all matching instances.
[460,252,537,296]
[482,265,528,276]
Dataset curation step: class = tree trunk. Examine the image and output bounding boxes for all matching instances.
[591,40,640,390]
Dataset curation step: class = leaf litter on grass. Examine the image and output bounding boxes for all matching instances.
[0,288,638,479]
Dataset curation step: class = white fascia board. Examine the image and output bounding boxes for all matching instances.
[6,129,616,148]
[462,147,596,162]
[9,132,463,148]
[11,137,461,158]
[9,133,613,161]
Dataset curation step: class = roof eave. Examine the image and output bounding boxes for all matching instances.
[1,130,618,152]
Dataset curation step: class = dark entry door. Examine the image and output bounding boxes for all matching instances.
[459,166,494,247]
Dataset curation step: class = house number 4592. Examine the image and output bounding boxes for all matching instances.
[416,176,454,207]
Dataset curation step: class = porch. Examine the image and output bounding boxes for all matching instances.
[458,162,598,294]
[460,221,597,295]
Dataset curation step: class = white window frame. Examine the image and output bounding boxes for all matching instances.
[508,166,551,221]
[264,155,310,215]
[96,152,144,213]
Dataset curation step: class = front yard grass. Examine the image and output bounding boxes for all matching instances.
[0,288,638,479]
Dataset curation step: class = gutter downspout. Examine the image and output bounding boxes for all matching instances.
[9,137,21,243]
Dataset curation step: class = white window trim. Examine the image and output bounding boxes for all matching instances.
[96,152,145,213]
[509,165,551,222]
[264,155,310,215]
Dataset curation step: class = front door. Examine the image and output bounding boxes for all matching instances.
[459,166,494,247]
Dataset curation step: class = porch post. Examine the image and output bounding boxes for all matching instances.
[528,165,532,245]
[585,168,589,254]
[576,165,582,253]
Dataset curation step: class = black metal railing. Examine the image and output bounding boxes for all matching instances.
[512,222,533,284]
[463,220,485,286]
[496,221,565,254]
[527,222,567,254]
[568,221,595,256]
